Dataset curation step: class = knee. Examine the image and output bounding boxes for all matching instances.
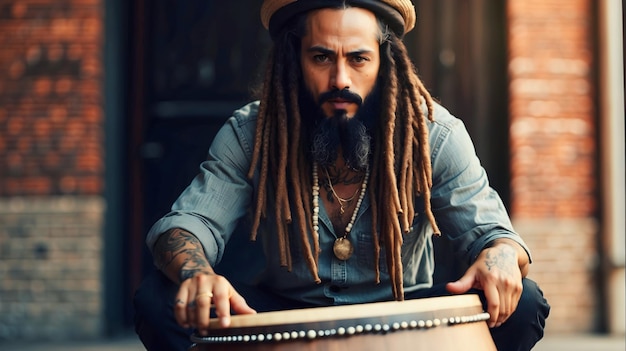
[520,279,550,318]
[134,270,195,351]
[510,278,551,330]
[134,270,179,321]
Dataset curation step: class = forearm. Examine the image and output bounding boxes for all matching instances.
[153,228,215,284]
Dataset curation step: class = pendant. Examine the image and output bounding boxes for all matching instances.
[333,237,354,260]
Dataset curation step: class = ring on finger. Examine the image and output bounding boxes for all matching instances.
[196,291,213,299]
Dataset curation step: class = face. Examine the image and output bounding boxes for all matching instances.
[300,7,381,118]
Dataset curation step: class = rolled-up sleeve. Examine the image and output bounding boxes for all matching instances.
[428,105,531,266]
[145,102,259,267]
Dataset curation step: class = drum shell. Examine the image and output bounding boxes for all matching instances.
[190,294,496,351]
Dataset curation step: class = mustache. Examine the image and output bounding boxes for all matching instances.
[318,88,363,107]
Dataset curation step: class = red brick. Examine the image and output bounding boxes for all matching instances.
[8,60,26,79]
[12,3,28,19]
[507,0,597,333]
[0,0,104,197]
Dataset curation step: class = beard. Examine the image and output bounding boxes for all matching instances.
[299,84,381,171]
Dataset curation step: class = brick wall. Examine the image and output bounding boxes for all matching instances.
[0,197,104,340]
[507,0,598,333]
[0,0,104,196]
[0,0,105,341]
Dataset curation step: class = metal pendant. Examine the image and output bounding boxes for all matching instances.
[333,237,354,261]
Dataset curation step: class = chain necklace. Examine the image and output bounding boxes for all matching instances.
[324,167,361,214]
[312,162,369,261]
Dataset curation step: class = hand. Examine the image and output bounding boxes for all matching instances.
[446,243,523,328]
[174,273,256,335]
[153,229,257,334]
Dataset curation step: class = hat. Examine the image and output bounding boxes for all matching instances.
[261,0,416,39]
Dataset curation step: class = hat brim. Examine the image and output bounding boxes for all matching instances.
[262,0,413,39]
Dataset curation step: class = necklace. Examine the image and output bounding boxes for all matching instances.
[324,167,361,215]
[312,162,369,261]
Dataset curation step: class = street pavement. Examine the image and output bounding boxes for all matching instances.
[2,333,624,350]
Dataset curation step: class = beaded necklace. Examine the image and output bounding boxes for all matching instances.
[312,162,369,260]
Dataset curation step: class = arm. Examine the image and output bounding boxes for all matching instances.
[154,228,255,334]
[146,105,260,333]
[154,228,215,284]
[425,106,531,328]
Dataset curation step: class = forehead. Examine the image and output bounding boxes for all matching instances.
[302,7,380,49]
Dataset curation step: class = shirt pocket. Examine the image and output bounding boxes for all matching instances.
[356,230,388,273]
[401,216,435,287]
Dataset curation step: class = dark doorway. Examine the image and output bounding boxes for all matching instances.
[408,0,511,205]
[126,0,271,295]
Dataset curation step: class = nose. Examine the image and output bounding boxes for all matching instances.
[330,61,351,90]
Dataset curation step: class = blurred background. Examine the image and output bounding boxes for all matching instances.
[0,0,623,346]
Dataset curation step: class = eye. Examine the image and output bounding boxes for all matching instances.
[313,54,330,63]
[351,56,369,64]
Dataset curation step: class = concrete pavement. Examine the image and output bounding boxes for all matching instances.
[533,334,625,351]
[2,333,624,350]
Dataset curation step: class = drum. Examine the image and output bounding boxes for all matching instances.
[189,294,496,351]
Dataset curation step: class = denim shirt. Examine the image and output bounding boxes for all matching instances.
[146,101,530,306]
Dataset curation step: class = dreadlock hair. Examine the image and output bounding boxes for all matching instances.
[247,11,441,301]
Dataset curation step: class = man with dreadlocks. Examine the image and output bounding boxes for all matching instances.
[134,1,550,350]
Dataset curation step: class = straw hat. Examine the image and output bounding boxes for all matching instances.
[261,0,416,38]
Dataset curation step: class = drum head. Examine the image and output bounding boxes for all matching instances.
[190,295,496,351]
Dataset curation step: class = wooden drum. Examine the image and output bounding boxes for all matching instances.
[189,294,496,351]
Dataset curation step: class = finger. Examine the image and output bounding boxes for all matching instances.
[194,290,213,335]
[483,283,500,328]
[212,282,233,328]
[445,270,476,295]
[498,279,523,327]
[174,287,191,328]
[496,285,511,328]
[186,285,199,329]
[229,289,257,315]
[188,274,216,330]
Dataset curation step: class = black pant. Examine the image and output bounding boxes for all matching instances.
[134,270,549,351]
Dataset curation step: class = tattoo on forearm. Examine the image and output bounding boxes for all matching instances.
[154,228,210,282]
[484,246,517,276]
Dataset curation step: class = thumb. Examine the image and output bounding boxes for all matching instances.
[446,272,476,295]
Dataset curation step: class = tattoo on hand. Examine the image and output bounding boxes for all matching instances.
[154,228,210,282]
[484,246,517,276]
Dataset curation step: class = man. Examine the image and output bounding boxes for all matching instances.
[134,1,550,350]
